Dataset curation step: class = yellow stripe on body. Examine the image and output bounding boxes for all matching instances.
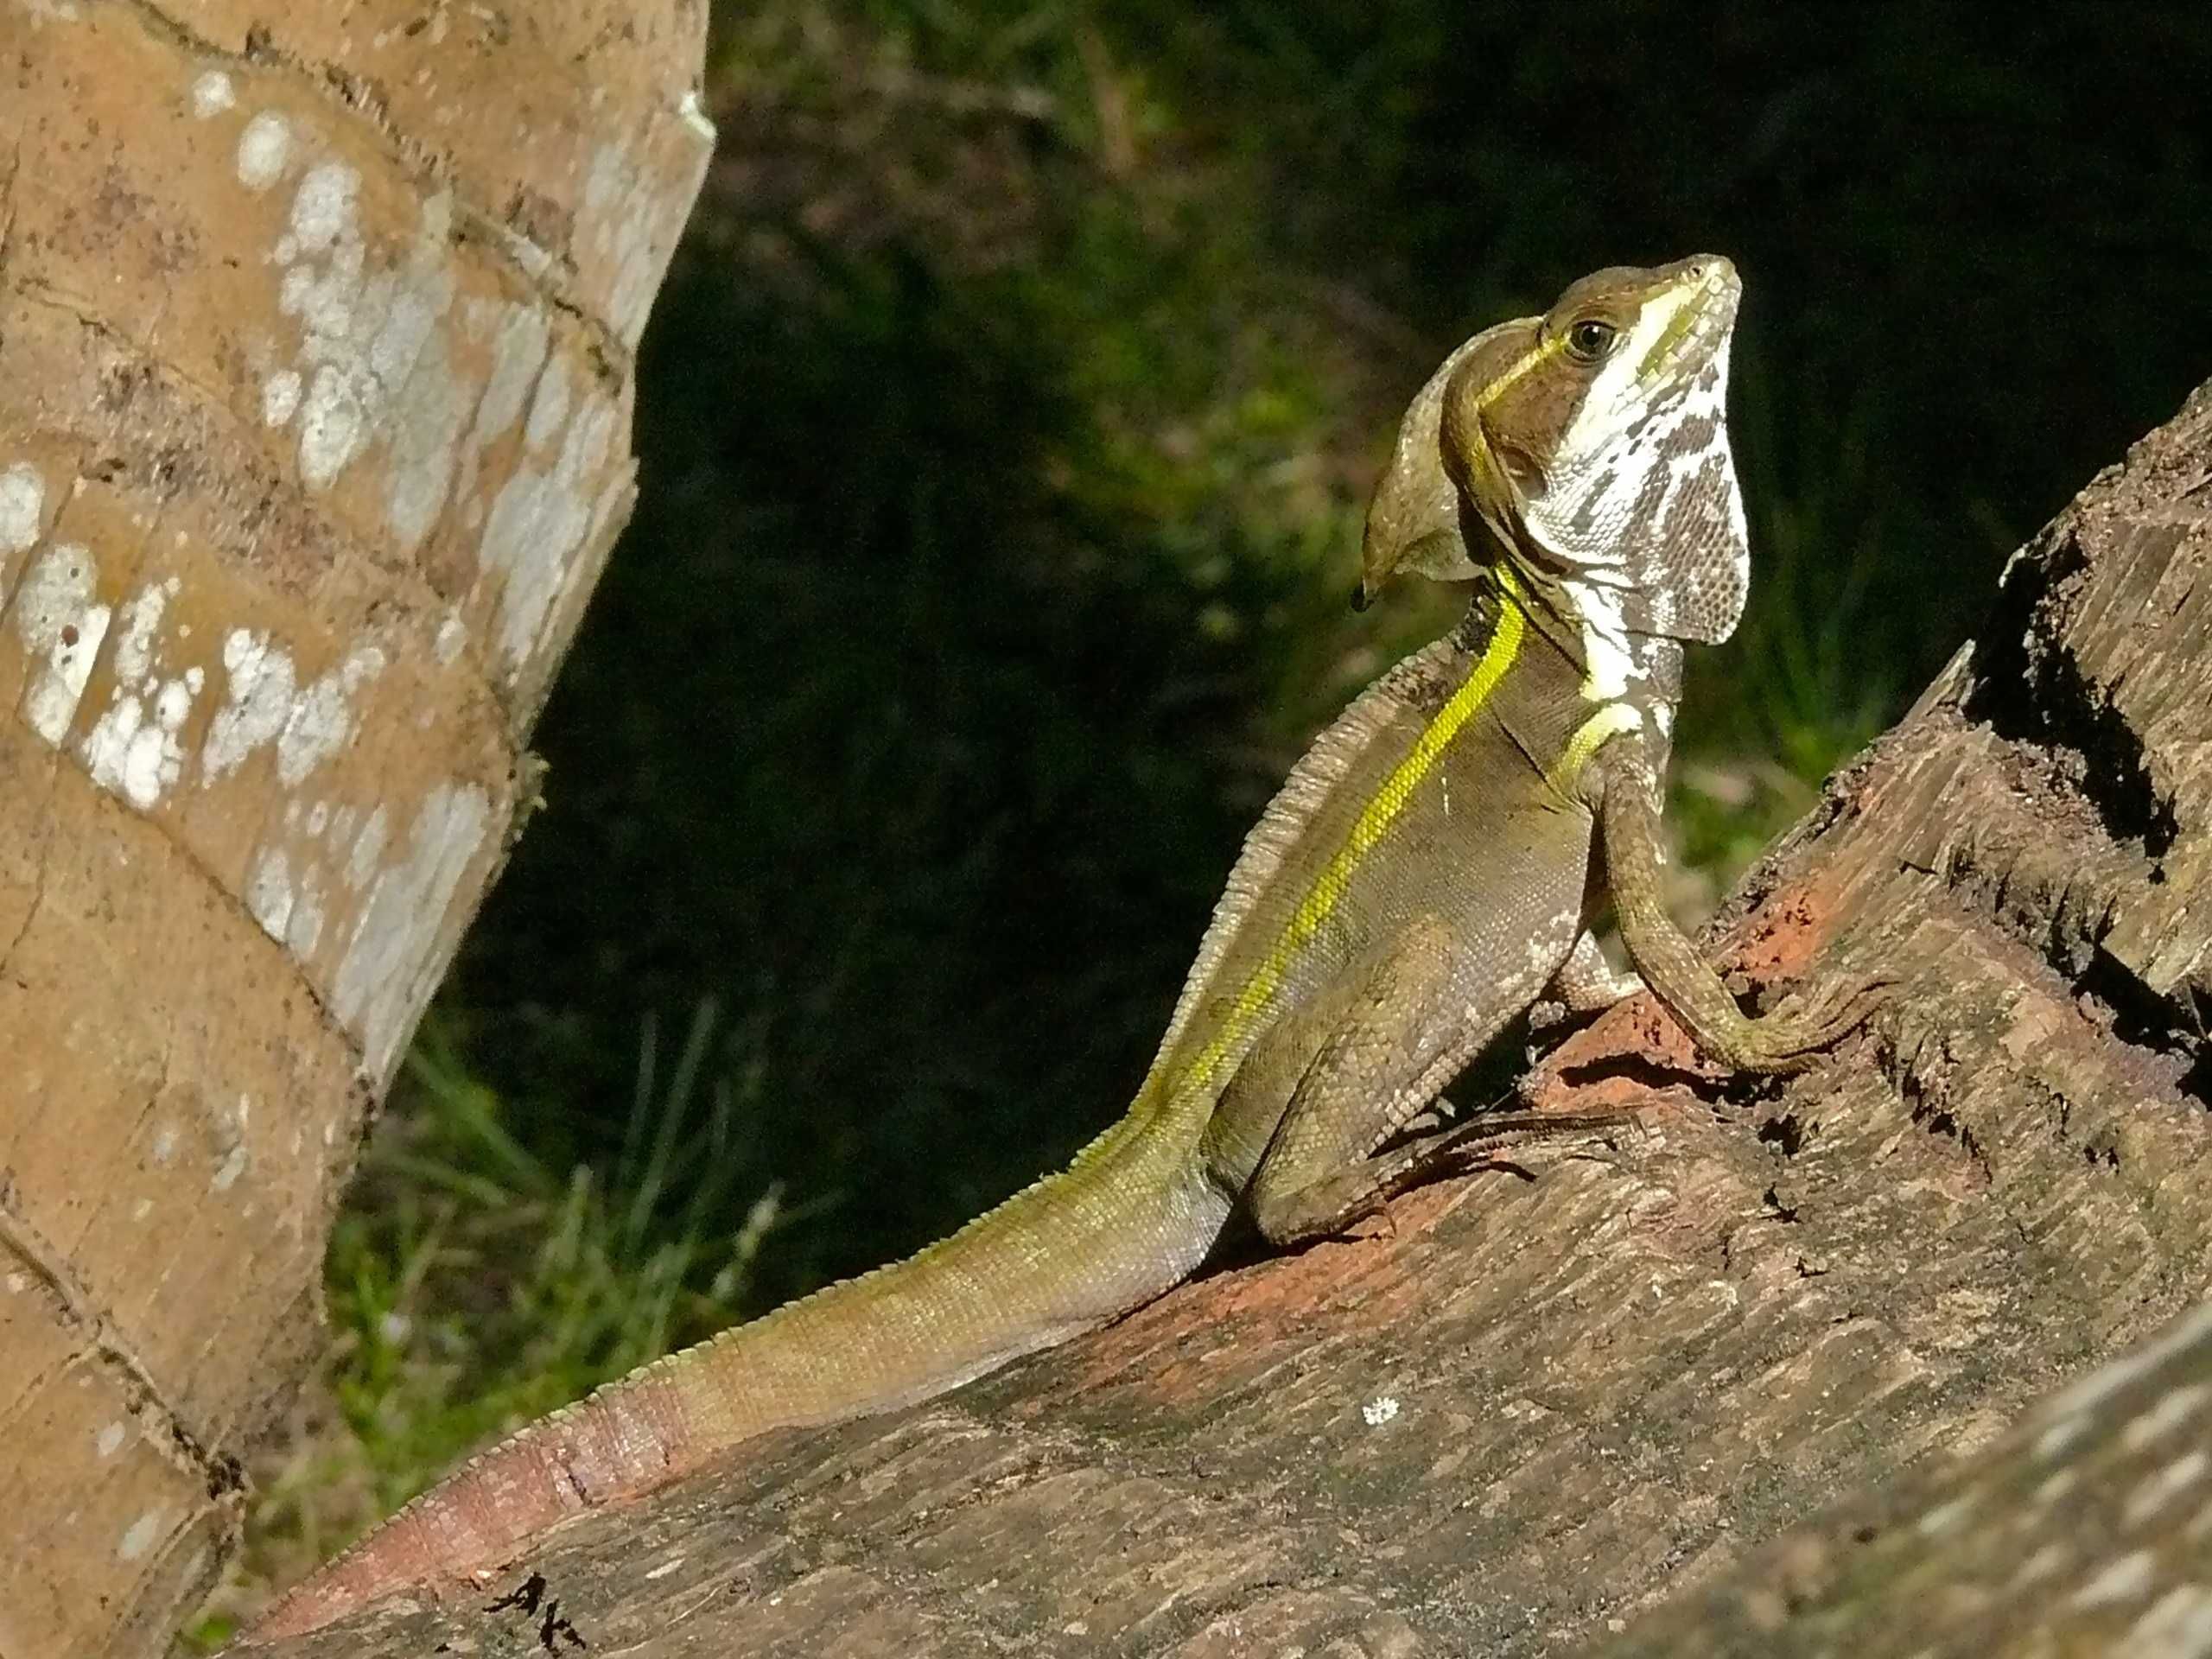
[1173,569,1529,1096]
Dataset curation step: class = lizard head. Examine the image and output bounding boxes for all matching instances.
[1360,256,1749,647]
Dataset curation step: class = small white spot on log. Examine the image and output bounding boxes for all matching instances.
[150,1126,176,1165]
[471,306,551,449]
[290,162,359,256]
[2008,1540,2069,1590]
[434,613,467,664]
[524,354,571,450]
[117,1510,164,1561]
[2125,1448,2209,1529]
[579,141,674,349]
[211,1145,249,1192]
[237,112,292,191]
[109,580,168,685]
[86,693,181,810]
[299,364,365,489]
[2121,1381,2209,1452]
[276,645,385,786]
[334,782,491,1074]
[84,581,200,809]
[347,804,389,890]
[0,461,43,552]
[287,865,325,957]
[2128,1585,2212,1651]
[1915,1492,1975,1536]
[246,846,294,939]
[131,1197,153,1222]
[481,396,620,666]
[95,1421,125,1458]
[644,1556,686,1582]
[677,88,716,142]
[2070,1548,2155,1610]
[2036,1414,2086,1465]
[15,543,109,746]
[263,369,302,428]
[202,629,296,781]
[191,71,235,118]
[1362,1395,1400,1427]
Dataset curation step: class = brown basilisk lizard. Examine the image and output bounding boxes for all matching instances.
[245,254,1872,1643]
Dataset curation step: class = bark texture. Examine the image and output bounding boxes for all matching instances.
[0,4,709,1654]
[256,373,2212,1657]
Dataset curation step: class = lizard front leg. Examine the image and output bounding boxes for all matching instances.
[1593,729,1878,1073]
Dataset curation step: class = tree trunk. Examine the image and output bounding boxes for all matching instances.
[0,4,709,1653]
[258,376,2212,1656]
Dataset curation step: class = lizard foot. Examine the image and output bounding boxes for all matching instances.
[1718,972,1891,1075]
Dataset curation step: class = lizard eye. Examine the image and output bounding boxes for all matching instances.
[1564,318,1619,363]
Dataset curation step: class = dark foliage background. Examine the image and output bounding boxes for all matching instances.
[220,5,2212,1602]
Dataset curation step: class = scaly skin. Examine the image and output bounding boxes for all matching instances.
[244,255,1874,1644]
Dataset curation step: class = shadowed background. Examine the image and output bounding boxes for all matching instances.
[206,1,2212,1630]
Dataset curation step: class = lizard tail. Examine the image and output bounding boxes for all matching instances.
[243,1114,1217,1643]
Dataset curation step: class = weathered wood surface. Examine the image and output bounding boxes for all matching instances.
[0,3,709,1652]
[266,381,2212,1657]
[1594,1300,2212,1655]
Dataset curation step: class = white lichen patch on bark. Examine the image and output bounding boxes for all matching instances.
[14,543,111,746]
[275,645,385,787]
[236,111,293,192]
[257,150,473,539]
[210,1144,249,1192]
[481,385,625,667]
[243,135,583,594]
[677,88,717,144]
[261,369,302,428]
[190,70,235,119]
[116,1509,166,1563]
[434,612,467,665]
[0,461,44,553]
[332,780,491,1077]
[82,576,207,810]
[201,628,297,782]
[346,804,389,891]
[245,846,293,940]
[197,626,385,795]
[580,140,670,349]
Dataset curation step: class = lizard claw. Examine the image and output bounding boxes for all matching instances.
[1745,972,1891,1071]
